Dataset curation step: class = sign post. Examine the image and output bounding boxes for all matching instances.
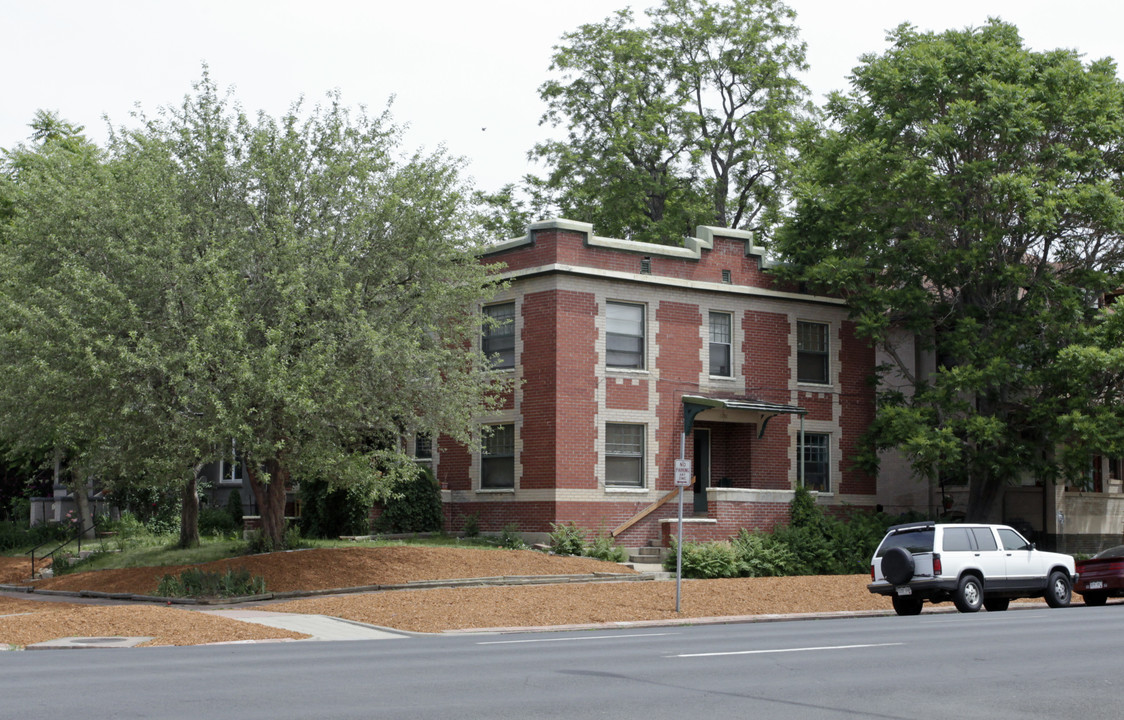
[674,450,691,613]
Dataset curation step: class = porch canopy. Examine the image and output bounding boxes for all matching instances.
[682,395,807,439]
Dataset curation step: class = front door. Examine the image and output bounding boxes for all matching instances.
[693,429,711,514]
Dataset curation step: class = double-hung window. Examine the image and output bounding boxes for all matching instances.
[709,312,732,377]
[481,424,515,489]
[220,441,243,485]
[606,302,644,369]
[606,423,644,487]
[414,433,432,463]
[482,302,515,369]
[800,432,830,492]
[797,321,829,384]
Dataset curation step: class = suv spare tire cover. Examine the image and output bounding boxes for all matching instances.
[882,546,915,585]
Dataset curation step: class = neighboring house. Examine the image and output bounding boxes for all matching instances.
[874,317,1124,554]
[428,218,878,547]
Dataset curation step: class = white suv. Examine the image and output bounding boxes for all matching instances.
[868,521,1076,615]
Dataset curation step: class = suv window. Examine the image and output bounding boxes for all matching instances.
[971,527,998,551]
[876,528,934,556]
[942,527,973,551]
[998,528,1031,551]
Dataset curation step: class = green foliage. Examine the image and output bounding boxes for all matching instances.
[497,523,526,550]
[664,537,740,579]
[547,522,587,556]
[731,529,798,577]
[0,521,27,551]
[156,567,266,598]
[198,507,238,537]
[372,465,443,534]
[778,20,1124,520]
[225,490,243,527]
[584,534,628,563]
[461,513,480,538]
[0,71,509,551]
[300,478,374,539]
[527,0,808,243]
[789,485,819,528]
[98,511,147,540]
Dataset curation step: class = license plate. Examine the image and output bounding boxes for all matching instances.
[895,586,912,596]
[1087,581,1105,590]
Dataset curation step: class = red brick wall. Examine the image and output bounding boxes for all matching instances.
[606,377,649,410]
[655,301,703,491]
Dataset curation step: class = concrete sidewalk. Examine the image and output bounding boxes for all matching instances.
[199,609,411,642]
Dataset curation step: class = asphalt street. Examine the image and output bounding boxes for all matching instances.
[3,604,1121,719]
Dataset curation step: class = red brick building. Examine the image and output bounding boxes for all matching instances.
[430,219,876,548]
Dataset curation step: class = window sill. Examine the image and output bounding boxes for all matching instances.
[476,488,516,494]
[605,486,648,493]
[607,367,650,376]
[708,375,736,381]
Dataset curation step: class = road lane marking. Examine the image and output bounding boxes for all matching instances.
[478,633,676,645]
[669,642,903,658]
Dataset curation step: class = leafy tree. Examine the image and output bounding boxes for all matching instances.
[0,73,508,549]
[777,21,1124,520]
[525,0,808,244]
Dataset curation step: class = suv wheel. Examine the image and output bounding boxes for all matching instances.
[954,575,983,613]
[881,547,915,586]
[1045,571,1071,608]
[891,596,923,616]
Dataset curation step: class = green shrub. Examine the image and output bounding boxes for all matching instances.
[584,534,627,563]
[199,507,237,536]
[226,490,244,527]
[156,567,266,598]
[497,523,526,549]
[461,513,480,538]
[665,539,739,578]
[732,529,798,577]
[99,511,147,539]
[373,466,443,534]
[0,520,27,551]
[548,522,586,556]
[790,485,820,528]
[300,478,372,539]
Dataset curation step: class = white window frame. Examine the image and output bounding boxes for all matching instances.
[606,301,645,370]
[605,423,645,488]
[800,432,831,492]
[482,302,515,370]
[709,311,733,378]
[219,441,243,485]
[797,321,830,385]
[481,423,515,490]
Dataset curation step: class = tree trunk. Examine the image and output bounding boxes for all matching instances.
[245,458,289,550]
[68,477,95,539]
[178,470,200,549]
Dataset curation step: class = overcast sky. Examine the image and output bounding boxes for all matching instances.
[3,0,1122,192]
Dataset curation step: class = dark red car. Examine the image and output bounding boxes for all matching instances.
[1075,545,1124,606]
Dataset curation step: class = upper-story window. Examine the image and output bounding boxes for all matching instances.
[413,433,432,463]
[709,312,732,377]
[607,301,644,369]
[482,302,515,369]
[797,321,829,384]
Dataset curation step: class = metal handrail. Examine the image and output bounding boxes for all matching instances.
[28,521,96,578]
